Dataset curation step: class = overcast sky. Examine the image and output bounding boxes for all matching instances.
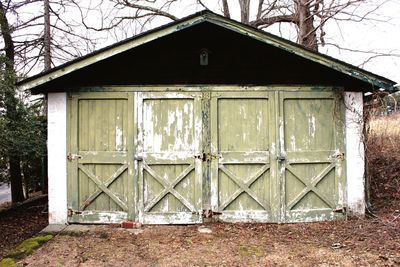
[318,0,400,85]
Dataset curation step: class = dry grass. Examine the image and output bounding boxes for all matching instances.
[366,113,400,210]
[369,113,400,137]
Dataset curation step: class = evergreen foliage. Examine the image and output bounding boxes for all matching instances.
[0,56,46,193]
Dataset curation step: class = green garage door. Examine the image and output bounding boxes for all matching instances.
[67,92,135,223]
[279,91,346,222]
[210,92,279,222]
[137,92,203,224]
[67,88,346,224]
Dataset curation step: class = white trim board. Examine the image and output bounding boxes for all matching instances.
[48,93,68,224]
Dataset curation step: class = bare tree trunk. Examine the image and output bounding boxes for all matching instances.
[296,0,318,51]
[10,156,25,202]
[256,0,264,20]
[44,0,51,70]
[222,0,231,18]
[0,3,14,69]
[43,0,50,194]
[0,2,25,203]
[238,0,251,24]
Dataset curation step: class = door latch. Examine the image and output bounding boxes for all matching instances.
[277,154,286,162]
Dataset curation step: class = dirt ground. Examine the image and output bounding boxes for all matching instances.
[0,196,48,259]
[16,207,400,267]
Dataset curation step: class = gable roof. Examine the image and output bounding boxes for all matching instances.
[17,10,396,92]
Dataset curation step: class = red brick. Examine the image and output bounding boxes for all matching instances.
[121,220,135,229]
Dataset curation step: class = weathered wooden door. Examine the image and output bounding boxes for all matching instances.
[210,92,278,222]
[68,92,135,223]
[279,91,346,222]
[137,92,203,224]
[67,88,346,224]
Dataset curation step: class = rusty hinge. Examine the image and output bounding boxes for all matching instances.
[332,152,345,161]
[200,209,222,218]
[67,153,82,161]
[68,208,82,216]
[333,207,347,214]
[194,153,220,162]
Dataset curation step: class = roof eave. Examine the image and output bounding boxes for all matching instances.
[17,10,397,92]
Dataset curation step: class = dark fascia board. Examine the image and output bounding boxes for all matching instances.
[17,10,397,92]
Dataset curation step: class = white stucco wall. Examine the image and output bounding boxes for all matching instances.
[345,92,365,215]
[48,93,68,224]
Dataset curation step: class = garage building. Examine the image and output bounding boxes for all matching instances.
[18,11,397,225]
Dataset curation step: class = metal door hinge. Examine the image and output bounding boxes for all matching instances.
[193,209,222,218]
[332,151,345,161]
[194,153,220,162]
[67,153,82,161]
[68,208,82,216]
[333,207,347,214]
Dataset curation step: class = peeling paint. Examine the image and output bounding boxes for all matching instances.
[115,127,123,150]
[290,135,296,151]
[308,115,316,139]
[69,211,127,224]
[59,87,355,225]
[138,92,202,223]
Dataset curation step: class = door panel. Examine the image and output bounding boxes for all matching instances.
[138,92,203,224]
[279,92,345,222]
[68,93,134,223]
[210,92,278,222]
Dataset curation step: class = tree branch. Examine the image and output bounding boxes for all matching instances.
[250,14,298,28]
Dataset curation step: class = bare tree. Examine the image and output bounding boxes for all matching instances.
[0,0,98,77]
[70,0,392,52]
[0,0,99,203]
[0,1,24,202]
[44,0,51,70]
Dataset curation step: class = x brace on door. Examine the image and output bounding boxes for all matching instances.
[286,162,336,210]
[143,162,197,213]
[78,164,129,211]
[218,164,271,211]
